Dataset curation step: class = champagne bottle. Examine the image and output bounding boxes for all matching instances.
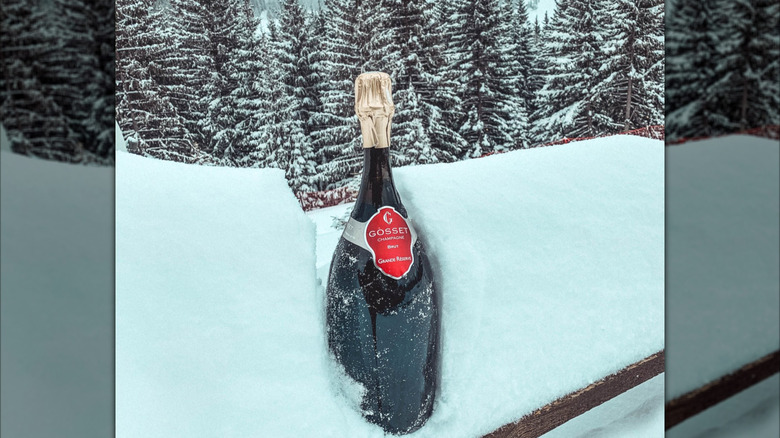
[326,72,440,434]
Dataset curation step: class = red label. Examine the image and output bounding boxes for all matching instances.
[365,207,415,279]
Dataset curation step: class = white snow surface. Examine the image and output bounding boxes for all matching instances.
[117,135,663,437]
[312,135,664,436]
[666,135,780,400]
[115,152,329,437]
[0,150,114,437]
[668,374,780,438]
[394,135,665,436]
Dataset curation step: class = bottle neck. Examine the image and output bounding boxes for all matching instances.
[352,148,404,220]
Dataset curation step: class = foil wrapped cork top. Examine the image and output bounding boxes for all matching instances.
[355,72,395,148]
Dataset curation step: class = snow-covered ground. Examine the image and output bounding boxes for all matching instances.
[665,135,779,401]
[0,149,114,437]
[115,152,326,437]
[117,134,663,437]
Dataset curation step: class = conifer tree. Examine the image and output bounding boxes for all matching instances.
[388,2,432,165]
[253,20,287,168]
[359,0,399,74]
[703,0,779,132]
[200,0,255,160]
[532,0,614,142]
[220,0,269,166]
[267,0,318,191]
[388,0,466,164]
[315,0,364,189]
[116,0,199,161]
[600,0,664,131]
[665,0,712,140]
[304,5,327,137]
[231,28,275,167]
[527,13,548,138]
[448,0,527,157]
[499,0,530,148]
[512,0,535,117]
[429,0,470,155]
[160,0,213,152]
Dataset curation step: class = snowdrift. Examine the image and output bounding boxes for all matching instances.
[392,134,665,436]
[115,151,325,437]
[117,134,664,437]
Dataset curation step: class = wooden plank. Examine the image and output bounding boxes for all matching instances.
[483,351,665,438]
[665,350,780,429]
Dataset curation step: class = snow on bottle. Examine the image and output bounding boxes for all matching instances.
[326,72,440,434]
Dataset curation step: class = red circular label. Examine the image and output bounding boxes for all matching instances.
[365,207,415,279]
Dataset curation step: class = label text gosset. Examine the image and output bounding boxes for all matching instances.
[368,227,410,238]
[365,207,415,279]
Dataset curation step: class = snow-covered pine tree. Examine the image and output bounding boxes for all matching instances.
[386,0,465,165]
[198,0,255,161]
[703,0,779,133]
[266,0,318,192]
[1,1,75,161]
[314,0,364,189]
[499,0,530,149]
[359,0,399,75]
[305,4,328,139]
[447,0,526,157]
[531,0,615,143]
[119,62,200,161]
[425,1,470,156]
[252,20,288,169]
[230,25,275,167]
[116,0,152,147]
[512,0,535,125]
[387,0,432,167]
[599,0,664,132]
[158,0,214,155]
[116,0,200,162]
[526,12,548,138]
[665,0,712,140]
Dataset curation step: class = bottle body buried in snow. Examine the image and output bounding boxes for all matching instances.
[326,72,440,434]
